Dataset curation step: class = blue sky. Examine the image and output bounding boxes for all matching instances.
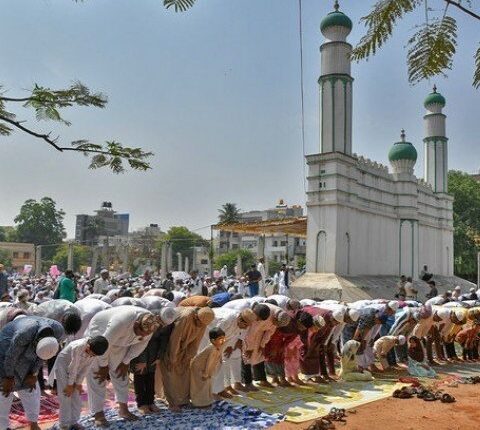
[1,0,479,238]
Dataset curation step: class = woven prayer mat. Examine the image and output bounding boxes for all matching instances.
[231,380,405,423]
[48,401,283,430]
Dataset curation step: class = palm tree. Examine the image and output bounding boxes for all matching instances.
[218,203,241,252]
[218,203,241,224]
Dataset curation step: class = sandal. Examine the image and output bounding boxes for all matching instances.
[423,391,437,401]
[441,393,456,403]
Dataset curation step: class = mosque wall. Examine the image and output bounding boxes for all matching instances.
[306,152,453,278]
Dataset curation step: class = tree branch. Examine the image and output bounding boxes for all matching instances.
[445,0,480,20]
[0,96,32,103]
[0,114,63,151]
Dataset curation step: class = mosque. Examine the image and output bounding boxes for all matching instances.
[293,2,473,299]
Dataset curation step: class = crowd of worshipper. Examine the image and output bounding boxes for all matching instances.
[0,261,480,430]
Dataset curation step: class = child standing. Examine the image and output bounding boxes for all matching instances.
[190,327,225,408]
[49,336,109,430]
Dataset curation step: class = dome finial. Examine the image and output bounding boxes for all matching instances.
[433,84,437,93]
[400,129,406,142]
[334,0,340,11]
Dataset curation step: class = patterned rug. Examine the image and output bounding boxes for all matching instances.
[48,401,283,430]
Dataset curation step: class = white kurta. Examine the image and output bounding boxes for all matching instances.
[86,306,153,413]
[278,271,289,296]
[0,384,40,430]
[199,308,246,393]
[267,295,290,310]
[223,298,255,312]
[49,338,94,427]
[74,298,112,339]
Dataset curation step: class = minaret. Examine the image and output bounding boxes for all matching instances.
[319,1,353,155]
[388,129,418,175]
[424,85,448,192]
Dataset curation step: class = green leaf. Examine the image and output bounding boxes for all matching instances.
[474,45,480,89]
[164,0,196,12]
[351,0,423,61]
[406,17,457,84]
[0,122,12,135]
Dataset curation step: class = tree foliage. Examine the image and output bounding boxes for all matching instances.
[351,0,480,88]
[164,0,197,12]
[218,203,241,224]
[14,197,66,259]
[158,226,208,270]
[52,244,92,272]
[0,248,12,268]
[0,82,153,172]
[214,249,255,275]
[448,170,480,279]
[0,226,18,243]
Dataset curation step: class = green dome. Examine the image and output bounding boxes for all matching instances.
[388,141,418,162]
[424,91,446,108]
[320,11,353,33]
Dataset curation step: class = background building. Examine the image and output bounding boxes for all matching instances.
[75,202,130,245]
[0,242,35,271]
[216,200,306,263]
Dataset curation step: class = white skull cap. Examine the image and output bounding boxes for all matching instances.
[36,337,59,360]
[388,301,399,311]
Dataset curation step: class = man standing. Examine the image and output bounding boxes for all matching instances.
[93,270,110,295]
[86,306,158,426]
[425,281,438,300]
[396,275,406,298]
[404,277,417,300]
[278,264,290,296]
[246,264,262,297]
[0,316,64,430]
[188,271,205,296]
[257,258,267,297]
[58,270,77,303]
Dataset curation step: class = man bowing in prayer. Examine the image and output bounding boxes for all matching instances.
[0,315,64,430]
[86,305,159,426]
[159,307,214,411]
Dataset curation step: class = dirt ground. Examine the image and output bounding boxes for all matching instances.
[272,381,480,430]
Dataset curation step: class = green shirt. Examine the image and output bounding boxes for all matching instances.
[59,277,76,303]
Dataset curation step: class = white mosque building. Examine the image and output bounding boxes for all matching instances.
[294,2,472,299]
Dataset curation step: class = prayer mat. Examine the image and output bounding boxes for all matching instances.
[10,393,60,428]
[48,401,283,430]
[231,380,405,423]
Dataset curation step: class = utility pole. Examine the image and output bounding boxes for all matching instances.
[35,245,42,275]
[160,242,168,279]
[177,252,182,271]
[67,242,74,270]
[477,252,480,289]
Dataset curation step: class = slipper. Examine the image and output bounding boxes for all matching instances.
[441,393,456,403]
[423,392,437,401]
